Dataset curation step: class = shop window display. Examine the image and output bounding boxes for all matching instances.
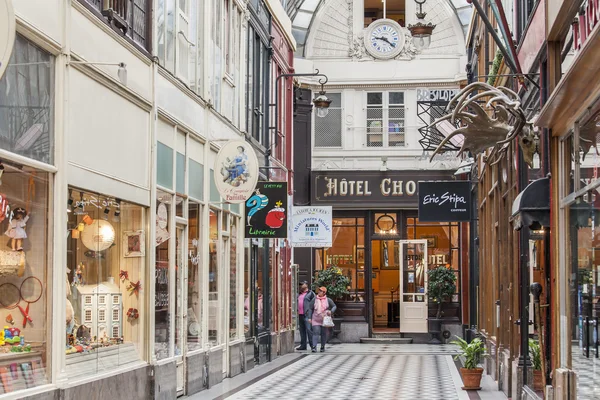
[187,202,202,351]
[208,209,219,344]
[66,189,145,377]
[229,218,238,339]
[155,192,171,360]
[0,163,50,393]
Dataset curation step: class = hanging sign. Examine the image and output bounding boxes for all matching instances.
[0,0,15,80]
[290,206,332,247]
[245,182,288,238]
[418,181,471,222]
[214,140,259,203]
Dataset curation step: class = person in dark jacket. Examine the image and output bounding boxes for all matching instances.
[296,282,315,351]
[307,286,337,353]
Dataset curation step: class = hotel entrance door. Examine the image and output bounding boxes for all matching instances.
[398,240,428,333]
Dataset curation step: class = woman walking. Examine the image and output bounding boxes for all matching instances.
[307,287,337,353]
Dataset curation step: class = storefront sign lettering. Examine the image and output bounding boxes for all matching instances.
[245,182,288,239]
[418,181,471,222]
[312,171,455,207]
[290,206,333,247]
[406,254,423,261]
[573,0,600,51]
[75,196,120,210]
[416,88,460,102]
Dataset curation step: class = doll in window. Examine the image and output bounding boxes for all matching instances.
[5,207,29,251]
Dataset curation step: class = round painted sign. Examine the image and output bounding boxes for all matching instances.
[214,140,259,204]
[157,203,168,229]
[0,0,16,80]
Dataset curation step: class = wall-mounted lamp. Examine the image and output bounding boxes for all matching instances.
[102,206,110,220]
[312,76,332,118]
[68,60,128,85]
[408,0,436,50]
[380,156,388,172]
[113,199,121,222]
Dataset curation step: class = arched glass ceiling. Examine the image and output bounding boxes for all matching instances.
[285,0,473,57]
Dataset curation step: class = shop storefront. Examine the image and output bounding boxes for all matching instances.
[301,170,469,340]
[0,31,55,396]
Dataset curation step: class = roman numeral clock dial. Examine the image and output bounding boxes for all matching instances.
[364,19,405,60]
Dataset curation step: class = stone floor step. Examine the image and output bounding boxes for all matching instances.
[359,337,413,344]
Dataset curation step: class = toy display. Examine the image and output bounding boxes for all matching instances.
[126,308,139,320]
[4,207,29,251]
[5,314,13,325]
[74,282,123,340]
[126,280,141,296]
[3,326,21,344]
[71,262,85,286]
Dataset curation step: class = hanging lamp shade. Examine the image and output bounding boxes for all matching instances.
[407,0,436,50]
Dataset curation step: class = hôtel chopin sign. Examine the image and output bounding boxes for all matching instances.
[311,171,455,207]
[0,0,15,80]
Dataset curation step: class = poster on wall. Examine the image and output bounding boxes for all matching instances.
[213,140,259,203]
[0,0,15,80]
[290,206,332,247]
[245,182,288,238]
[418,180,471,222]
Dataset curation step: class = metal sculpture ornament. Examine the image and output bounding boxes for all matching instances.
[0,0,16,80]
[428,82,538,167]
[214,140,259,204]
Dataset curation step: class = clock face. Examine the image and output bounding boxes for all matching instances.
[364,19,405,59]
[370,24,399,54]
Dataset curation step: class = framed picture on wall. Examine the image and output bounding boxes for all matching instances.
[354,246,365,264]
[123,230,145,257]
[420,235,438,248]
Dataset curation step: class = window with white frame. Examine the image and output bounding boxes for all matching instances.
[366,92,405,147]
[156,0,203,94]
[314,93,342,147]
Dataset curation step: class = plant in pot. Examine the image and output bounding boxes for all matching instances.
[451,336,487,390]
[313,266,351,343]
[427,265,457,343]
[529,339,543,391]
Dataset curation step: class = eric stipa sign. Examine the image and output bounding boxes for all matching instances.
[418,181,471,222]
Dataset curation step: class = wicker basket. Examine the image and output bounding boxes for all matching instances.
[0,250,26,277]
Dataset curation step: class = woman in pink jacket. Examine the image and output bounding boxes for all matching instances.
[307,287,337,353]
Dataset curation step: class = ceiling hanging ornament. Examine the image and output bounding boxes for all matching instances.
[407,0,436,51]
[428,82,538,167]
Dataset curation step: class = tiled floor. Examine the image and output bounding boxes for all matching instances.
[572,345,600,400]
[188,344,507,400]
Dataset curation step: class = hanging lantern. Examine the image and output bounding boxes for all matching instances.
[407,0,436,50]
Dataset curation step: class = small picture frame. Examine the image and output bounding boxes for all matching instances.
[357,247,365,263]
[421,235,438,248]
[123,230,145,257]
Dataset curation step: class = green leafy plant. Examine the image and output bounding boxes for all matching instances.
[529,339,541,371]
[451,336,487,369]
[313,266,350,300]
[427,265,457,319]
[487,49,504,85]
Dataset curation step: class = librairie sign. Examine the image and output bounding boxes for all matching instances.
[245,182,288,238]
[311,171,455,207]
[0,0,15,80]
[418,181,471,222]
[290,206,332,248]
[214,140,259,204]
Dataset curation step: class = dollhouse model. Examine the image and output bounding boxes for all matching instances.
[74,281,122,340]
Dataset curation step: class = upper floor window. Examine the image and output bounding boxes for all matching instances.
[246,28,269,144]
[80,0,151,52]
[517,0,538,41]
[314,93,342,148]
[364,0,406,27]
[366,92,405,148]
[156,0,203,94]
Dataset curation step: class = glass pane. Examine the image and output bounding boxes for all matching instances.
[230,219,238,338]
[367,92,383,104]
[166,0,176,72]
[155,192,171,360]
[0,35,55,164]
[176,152,185,194]
[189,159,204,200]
[244,240,251,337]
[157,142,174,189]
[175,226,184,356]
[210,169,220,203]
[402,243,426,294]
[187,203,202,351]
[0,165,50,389]
[208,209,219,343]
[66,190,145,376]
[390,92,404,104]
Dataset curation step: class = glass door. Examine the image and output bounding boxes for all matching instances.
[175,225,186,394]
[398,240,428,333]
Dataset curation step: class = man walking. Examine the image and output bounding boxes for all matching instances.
[296,282,315,351]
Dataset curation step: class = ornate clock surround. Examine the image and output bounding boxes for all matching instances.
[363,19,406,60]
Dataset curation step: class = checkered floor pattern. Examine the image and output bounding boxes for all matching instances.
[227,351,467,400]
[572,346,600,400]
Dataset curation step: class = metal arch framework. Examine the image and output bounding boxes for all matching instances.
[285,0,473,57]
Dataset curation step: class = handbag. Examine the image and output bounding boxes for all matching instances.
[323,315,335,327]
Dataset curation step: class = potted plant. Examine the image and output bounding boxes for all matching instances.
[427,265,457,343]
[313,266,351,343]
[451,336,487,390]
[529,339,543,391]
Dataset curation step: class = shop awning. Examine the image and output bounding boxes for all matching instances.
[511,177,550,230]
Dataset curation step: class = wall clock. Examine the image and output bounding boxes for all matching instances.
[364,19,405,60]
